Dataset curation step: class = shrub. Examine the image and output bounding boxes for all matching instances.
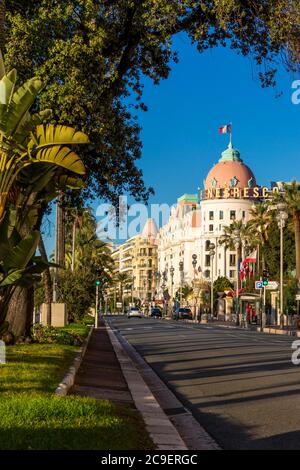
[31,324,83,346]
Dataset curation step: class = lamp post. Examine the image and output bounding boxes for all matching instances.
[161,279,166,317]
[95,279,101,328]
[208,244,215,320]
[276,203,288,328]
[155,271,161,300]
[170,266,175,315]
[179,261,184,307]
[233,229,241,326]
[192,254,197,321]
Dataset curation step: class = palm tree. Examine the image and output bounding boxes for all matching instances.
[219,219,253,258]
[281,182,300,289]
[248,202,273,271]
[114,272,133,309]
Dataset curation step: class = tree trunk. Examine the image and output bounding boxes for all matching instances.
[57,193,65,267]
[5,286,34,337]
[0,0,6,54]
[38,235,52,325]
[294,210,300,290]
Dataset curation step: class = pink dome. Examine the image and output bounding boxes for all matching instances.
[205,160,256,190]
[205,143,256,191]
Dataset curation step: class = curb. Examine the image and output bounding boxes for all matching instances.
[55,326,94,396]
[106,322,188,451]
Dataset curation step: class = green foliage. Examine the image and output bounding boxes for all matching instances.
[82,314,95,326]
[5,1,300,207]
[31,323,84,346]
[213,276,233,293]
[0,65,88,323]
[56,208,114,321]
[57,269,97,322]
[262,219,296,278]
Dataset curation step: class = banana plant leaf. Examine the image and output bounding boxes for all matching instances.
[33,124,89,149]
[2,230,40,272]
[35,146,86,175]
[0,268,25,287]
[4,77,44,137]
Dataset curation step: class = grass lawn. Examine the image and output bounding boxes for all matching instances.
[0,327,154,450]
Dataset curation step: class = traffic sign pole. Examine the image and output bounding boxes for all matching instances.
[95,283,99,328]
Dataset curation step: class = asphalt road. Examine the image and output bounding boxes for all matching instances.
[107,316,300,450]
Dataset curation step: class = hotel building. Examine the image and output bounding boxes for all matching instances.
[157,142,270,295]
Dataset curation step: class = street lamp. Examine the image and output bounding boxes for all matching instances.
[276,203,288,328]
[192,254,197,321]
[179,261,184,306]
[233,229,241,326]
[170,266,175,314]
[208,243,215,320]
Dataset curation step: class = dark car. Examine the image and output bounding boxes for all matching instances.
[151,307,162,318]
[173,307,193,321]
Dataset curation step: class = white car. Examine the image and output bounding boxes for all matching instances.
[127,307,142,318]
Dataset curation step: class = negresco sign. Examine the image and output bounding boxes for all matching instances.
[200,186,280,200]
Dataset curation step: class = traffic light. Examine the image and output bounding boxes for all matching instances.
[95,279,101,286]
[262,269,269,286]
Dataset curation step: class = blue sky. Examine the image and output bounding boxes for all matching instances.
[44,34,300,254]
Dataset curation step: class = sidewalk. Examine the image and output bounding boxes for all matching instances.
[71,321,133,404]
[70,320,188,450]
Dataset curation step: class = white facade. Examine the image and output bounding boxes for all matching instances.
[157,142,259,294]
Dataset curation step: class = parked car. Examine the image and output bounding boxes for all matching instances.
[127,307,142,319]
[173,307,193,321]
[150,307,162,318]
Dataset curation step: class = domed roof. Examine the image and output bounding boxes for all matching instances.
[141,218,158,239]
[205,143,256,191]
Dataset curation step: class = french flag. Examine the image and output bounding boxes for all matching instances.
[219,124,232,134]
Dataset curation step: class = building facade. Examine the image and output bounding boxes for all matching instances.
[157,142,263,295]
[112,219,159,305]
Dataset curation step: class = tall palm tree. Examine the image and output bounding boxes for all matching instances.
[281,182,300,288]
[219,219,253,258]
[114,272,132,307]
[248,202,273,271]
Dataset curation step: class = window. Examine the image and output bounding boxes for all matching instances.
[219,211,224,220]
[209,224,214,232]
[205,255,210,267]
[229,270,236,279]
[242,211,246,219]
[209,211,214,220]
[205,240,211,251]
[229,254,236,266]
[230,210,236,220]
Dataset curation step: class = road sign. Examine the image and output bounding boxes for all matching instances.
[295,294,300,301]
[265,281,279,290]
[255,281,263,290]
[116,302,122,308]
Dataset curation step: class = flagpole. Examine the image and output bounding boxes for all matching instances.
[230,123,232,146]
